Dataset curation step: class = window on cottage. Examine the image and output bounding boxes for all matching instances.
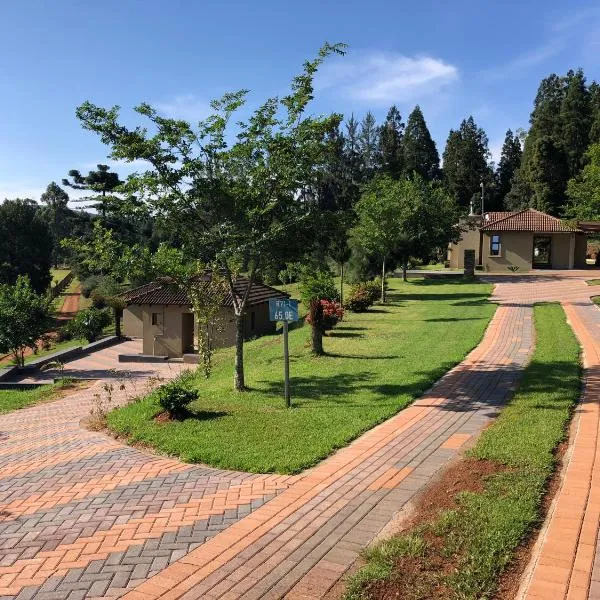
[490,235,501,256]
[151,312,161,326]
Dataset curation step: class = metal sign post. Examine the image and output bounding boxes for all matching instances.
[268,298,299,408]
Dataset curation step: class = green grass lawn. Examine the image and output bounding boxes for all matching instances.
[107,278,495,474]
[50,268,71,285]
[0,381,77,414]
[593,296,600,307]
[345,302,581,600]
[586,279,600,286]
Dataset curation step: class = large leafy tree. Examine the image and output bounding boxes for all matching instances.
[0,199,52,293]
[62,164,124,218]
[74,43,346,391]
[565,143,600,219]
[352,175,461,298]
[496,129,522,205]
[0,276,53,367]
[402,105,440,180]
[378,106,404,179]
[442,116,493,209]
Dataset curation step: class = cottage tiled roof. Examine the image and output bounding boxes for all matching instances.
[481,208,581,233]
[120,276,289,307]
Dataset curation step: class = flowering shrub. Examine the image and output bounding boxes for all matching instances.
[345,284,373,312]
[306,299,344,331]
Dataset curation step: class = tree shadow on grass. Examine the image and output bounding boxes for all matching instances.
[326,331,364,339]
[423,317,489,323]
[325,353,399,360]
[178,409,229,422]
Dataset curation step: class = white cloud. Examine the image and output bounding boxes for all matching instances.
[155,94,210,121]
[316,51,458,104]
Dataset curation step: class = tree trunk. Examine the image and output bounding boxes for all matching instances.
[310,300,324,355]
[381,258,386,304]
[402,259,408,282]
[339,263,344,307]
[234,311,246,391]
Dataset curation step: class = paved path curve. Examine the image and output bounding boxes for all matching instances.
[0,274,598,600]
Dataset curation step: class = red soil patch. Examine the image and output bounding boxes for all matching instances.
[356,458,506,600]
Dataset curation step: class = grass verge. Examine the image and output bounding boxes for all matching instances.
[0,379,81,414]
[106,278,495,474]
[345,302,581,600]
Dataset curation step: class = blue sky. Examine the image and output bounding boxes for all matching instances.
[1,0,599,202]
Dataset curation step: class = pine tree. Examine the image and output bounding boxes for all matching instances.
[358,112,380,178]
[378,106,404,178]
[496,130,522,204]
[509,74,566,210]
[402,105,440,181]
[442,116,492,209]
[528,136,569,215]
[561,69,591,176]
[589,82,600,145]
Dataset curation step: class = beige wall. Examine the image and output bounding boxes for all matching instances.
[123,305,144,338]
[551,234,571,269]
[481,232,584,272]
[575,234,587,268]
[447,218,481,269]
[483,232,533,272]
[141,305,192,358]
[128,302,278,357]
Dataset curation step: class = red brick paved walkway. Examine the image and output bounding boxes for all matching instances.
[5,274,598,600]
[0,342,292,600]
[117,301,534,599]
[488,274,600,600]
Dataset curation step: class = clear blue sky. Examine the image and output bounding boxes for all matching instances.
[1,0,599,202]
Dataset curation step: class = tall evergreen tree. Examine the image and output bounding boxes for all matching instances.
[39,182,71,267]
[358,112,380,178]
[561,69,591,176]
[496,129,522,205]
[442,116,492,209]
[62,164,124,218]
[589,82,600,145]
[378,106,404,178]
[402,105,440,180]
[528,136,569,215]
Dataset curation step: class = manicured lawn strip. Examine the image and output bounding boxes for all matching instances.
[50,268,71,285]
[107,278,495,474]
[593,296,600,307]
[0,381,75,414]
[586,279,600,286]
[345,303,581,600]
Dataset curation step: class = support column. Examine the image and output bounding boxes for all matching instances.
[568,234,575,269]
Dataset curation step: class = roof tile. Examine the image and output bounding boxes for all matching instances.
[120,276,290,307]
[481,208,580,233]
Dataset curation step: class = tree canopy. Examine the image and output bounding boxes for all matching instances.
[0,199,52,293]
[73,42,346,390]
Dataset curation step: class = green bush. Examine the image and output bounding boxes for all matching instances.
[55,325,73,343]
[155,372,199,419]
[90,290,107,309]
[81,275,102,299]
[345,284,373,312]
[66,308,111,343]
[364,279,382,303]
